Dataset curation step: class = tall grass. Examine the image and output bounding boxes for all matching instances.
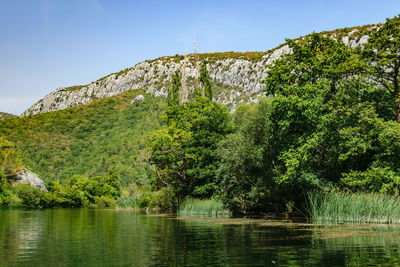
[307,192,400,224]
[178,199,231,217]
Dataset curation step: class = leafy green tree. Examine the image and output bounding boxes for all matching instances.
[217,100,276,214]
[199,61,213,100]
[168,70,181,106]
[364,14,400,122]
[149,98,231,202]
[106,165,121,196]
[263,32,365,96]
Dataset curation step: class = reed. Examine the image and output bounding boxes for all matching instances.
[307,192,400,224]
[178,198,231,217]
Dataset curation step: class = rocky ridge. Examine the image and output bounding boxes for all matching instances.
[0,112,17,120]
[22,25,376,116]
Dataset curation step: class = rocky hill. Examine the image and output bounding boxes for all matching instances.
[22,24,376,116]
[0,112,17,120]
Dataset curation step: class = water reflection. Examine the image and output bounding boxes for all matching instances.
[1,208,400,266]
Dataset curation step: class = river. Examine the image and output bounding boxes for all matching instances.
[1,207,400,266]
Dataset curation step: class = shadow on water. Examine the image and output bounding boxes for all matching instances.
[1,208,400,266]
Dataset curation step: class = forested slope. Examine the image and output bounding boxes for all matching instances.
[0,90,165,185]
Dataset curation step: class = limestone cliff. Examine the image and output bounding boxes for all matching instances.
[22,25,375,116]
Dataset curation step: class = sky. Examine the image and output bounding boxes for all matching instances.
[0,0,399,115]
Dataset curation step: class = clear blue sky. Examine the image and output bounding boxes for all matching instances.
[1,0,399,115]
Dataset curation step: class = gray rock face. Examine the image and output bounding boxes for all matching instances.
[13,170,47,191]
[131,95,144,104]
[22,26,375,116]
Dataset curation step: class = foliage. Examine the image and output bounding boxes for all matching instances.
[13,183,49,208]
[148,51,266,64]
[7,170,122,208]
[64,85,86,92]
[167,70,181,106]
[0,138,23,179]
[263,32,366,96]
[0,90,165,186]
[307,191,400,224]
[0,174,21,205]
[364,14,400,122]
[217,99,276,214]
[149,98,231,202]
[341,167,400,195]
[218,29,400,215]
[199,61,213,100]
[116,184,175,209]
[178,198,230,217]
[93,196,115,207]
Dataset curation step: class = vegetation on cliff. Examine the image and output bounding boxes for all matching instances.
[1,15,399,221]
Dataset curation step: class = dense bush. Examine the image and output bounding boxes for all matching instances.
[0,168,122,208]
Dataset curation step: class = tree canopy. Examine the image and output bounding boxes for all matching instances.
[364,15,400,122]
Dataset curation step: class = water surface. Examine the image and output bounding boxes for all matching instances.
[1,207,400,266]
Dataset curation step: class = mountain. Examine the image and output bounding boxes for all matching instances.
[22,24,377,116]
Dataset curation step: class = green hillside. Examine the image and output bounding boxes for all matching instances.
[0,90,165,185]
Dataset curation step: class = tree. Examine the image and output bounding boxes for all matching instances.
[149,99,231,202]
[199,61,213,101]
[217,30,400,214]
[263,32,365,96]
[168,70,181,106]
[106,165,121,196]
[217,100,275,214]
[364,14,400,122]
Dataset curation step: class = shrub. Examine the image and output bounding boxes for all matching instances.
[93,196,115,207]
[341,167,400,195]
[14,183,47,208]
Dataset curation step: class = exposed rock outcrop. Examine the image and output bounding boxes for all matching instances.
[12,170,47,191]
[22,25,376,116]
[131,95,144,104]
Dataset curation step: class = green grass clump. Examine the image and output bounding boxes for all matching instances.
[307,192,400,224]
[64,85,86,92]
[178,199,230,217]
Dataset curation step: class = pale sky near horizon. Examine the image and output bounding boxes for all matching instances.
[0,0,399,115]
